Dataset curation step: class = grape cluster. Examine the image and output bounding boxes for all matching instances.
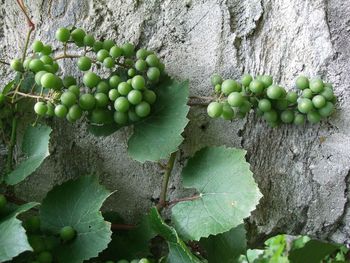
[105,259,150,263]
[8,27,165,126]
[207,74,336,127]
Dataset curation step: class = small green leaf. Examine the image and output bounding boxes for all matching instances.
[200,224,247,263]
[128,77,189,162]
[0,203,39,262]
[2,80,15,95]
[171,146,262,241]
[40,176,112,263]
[5,124,52,185]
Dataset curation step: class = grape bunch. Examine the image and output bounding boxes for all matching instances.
[105,258,151,263]
[7,26,165,126]
[207,74,336,127]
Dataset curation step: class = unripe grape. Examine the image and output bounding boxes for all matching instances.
[23,57,31,69]
[207,102,223,118]
[135,101,151,117]
[266,85,283,99]
[258,99,272,112]
[32,40,44,52]
[51,62,59,73]
[135,59,147,71]
[318,102,334,117]
[307,111,321,123]
[214,84,221,93]
[77,56,92,71]
[24,216,41,233]
[60,226,76,241]
[40,55,53,65]
[139,258,151,263]
[10,59,24,72]
[130,260,139,263]
[302,89,313,99]
[320,87,334,101]
[128,90,143,105]
[263,110,278,123]
[29,59,45,73]
[35,71,47,86]
[309,79,324,93]
[241,74,253,87]
[128,68,136,77]
[54,104,68,118]
[222,79,240,95]
[114,111,128,125]
[66,113,76,123]
[249,80,264,93]
[68,85,80,97]
[37,251,53,263]
[110,46,123,58]
[79,94,96,110]
[60,91,77,107]
[286,91,298,104]
[34,102,48,116]
[97,49,110,62]
[125,58,134,67]
[261,75,273,88]
[103,39,115,51]
[55,27,70,42]
[88,108,108,124]
[221,104,234,120]
[41,73,62,90]
[227,92,243,107]
[210,74,223,86]
[71,28,85,43]
[0,194,7,211]
[294,113,305,125]
[118,82,132,95]
[158,62,165,73]
[28,235,46,253]
[109,75,121,88]
[239,100,251,113]
[97,81,110,94]
[108,89,120,101]
[128,109,141,122]
[46,102,54,116]
[83,72,100,88]
[114,97,130,112]
[145,54,159,67]
[68,105,82,120]
[41,45,52,55]
[312,95,326,108]
[280,110,294,123]
[143,90,156,104]
[95,93,109,108]
[131,75,146,90]
[122,43,135,57]
[103,57,115,68]
[297,98,313,113]
[296,75,309,90]
[275,99,289,110]
[147,67,160,81]
[63,76,77,88]
[83,34,95,47]
[93,41,103,52]
[136,48,149,59]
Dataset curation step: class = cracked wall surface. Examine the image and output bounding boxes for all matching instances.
[0,0,350,245]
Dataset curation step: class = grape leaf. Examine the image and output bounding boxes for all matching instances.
[128,77,189,162]
[5,124,52,185]
[0,202,39,262]
[148,207,201,263]
[40,176,112,263]
[2,80,15,95]
[200,224,247,263]
[171,146,262,241]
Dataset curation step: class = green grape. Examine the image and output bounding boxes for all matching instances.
[286,91,298,103]
[63,76,77,88]
[55,27,70,42]
[71,28,85,43]
[241,74,253,87]
[35,71,47,85]
[130,260,139,263]
[145,54,159,68]
[103,39,115,51]
[296,75,309,90]
[221,104,234,120]
[249,97,258,107]
[97,81,110,93]
[34,102,48,116]
[28,235,46,253]
[135,101,151,117]
[128,109,141,122]
[46,102,54,116]
[37,251,53,263]
[147,67,160,81]
[43,64,54,73]
[263,110,278,122]
[249,80,264,93]
[158,62,165,73]
[118,82,132,95]
[266,85,283,99]
[60,226,76,241]
[321,87,334,101]
[312,95,326,108]
[41,45,52,55]
[318,102,334,117]
[29,59,45,72]
[89,108,109,124]
[66,113,76,123]
[114,97,130,112]
[307,111,321,123]
[0,93,5,105]
[114,111,128,125]
[138,259,150,263]
[131,75,146,90]
[135,59,147,71]
[128,90,143,105]
[60,91,77,107]
[227,92,243,107]
[143,90,156,104]
[79,94,96,110]
[32,40,44,52]
[125,58,134,67]
[10,58,24,72]
[93,41,103,52]
[309,78,324,93]
[0,194,7,211]
[97,49,110,62]
[54,104,68,118]
[280,110,294,123]
[294,113,305,125]
[110,46,123,58]
[24,216,41,233]
[302,89,313,99]
[128,68,136,77]
[275,99,288,110]
[103,57,115,68]
[23,57,31,69]
[83,71,100,88]
[52,62,59,73]
[109,75,121,88]
[207,102,223,118]
[68,85,80,97]
[40,55,53,65]
[261,75,273,88]
[222,79,240,95]
[127,79,132,85]
[75,41,85,47]
[95,93,109,108]
[214,84,221,93]
[297,98,313,113]
[256,108,264,116]
[117,260,129,263]
[77,56,92,71]
[239,100,251,113]
[44,236,58,251]
[122,43,135,57]
[40,73,61,90]
[68,105,82,120]
[83,34,95,47]
[258,99,272,112]
[108,89,120,101]
[210,74,223,86]
[136,48,149,59]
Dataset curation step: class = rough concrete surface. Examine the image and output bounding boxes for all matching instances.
[1,0,350,246]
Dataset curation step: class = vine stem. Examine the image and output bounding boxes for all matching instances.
[0,60,10,65]
[54,54,82,61]
[21,27,34,62]
[157,152,177,210]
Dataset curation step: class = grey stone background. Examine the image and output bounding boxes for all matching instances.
[1,0,350,246]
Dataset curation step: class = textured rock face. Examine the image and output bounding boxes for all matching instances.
[1,0,350,245]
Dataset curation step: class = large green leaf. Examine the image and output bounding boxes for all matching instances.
[0,202,39,262]
[148,207,201,263]
[40,176,112,263]
[5,124,52,185]
[128,77,189,162]
[200,224,247,263]
[171,146,262,241]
